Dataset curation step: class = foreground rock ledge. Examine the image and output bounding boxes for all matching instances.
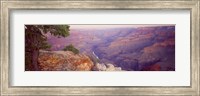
[38,50,94,71]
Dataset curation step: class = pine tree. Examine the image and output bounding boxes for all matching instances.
[25,25,70,71]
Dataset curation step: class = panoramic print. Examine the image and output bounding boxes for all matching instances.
[25,25,175,71]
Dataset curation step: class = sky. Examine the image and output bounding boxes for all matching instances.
[69,24,175,29]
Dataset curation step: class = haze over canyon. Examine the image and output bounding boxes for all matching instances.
[46,25,175,71]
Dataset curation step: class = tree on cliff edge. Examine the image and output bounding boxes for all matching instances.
[25,25,70,71]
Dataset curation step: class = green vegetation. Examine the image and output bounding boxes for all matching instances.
[25,25,70,71]
[63,44,79,54]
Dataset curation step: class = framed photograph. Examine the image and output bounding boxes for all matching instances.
[1,0,199,95]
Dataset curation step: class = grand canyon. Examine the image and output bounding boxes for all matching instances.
[25,25,175,71]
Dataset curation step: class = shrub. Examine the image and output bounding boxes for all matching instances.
[63,44,79,54]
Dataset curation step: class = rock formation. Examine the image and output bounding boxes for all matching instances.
[92,63,122,71]
[38,50,94,71]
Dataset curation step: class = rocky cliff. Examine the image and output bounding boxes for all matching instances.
[38,50,122,71]
[38,50,94,71]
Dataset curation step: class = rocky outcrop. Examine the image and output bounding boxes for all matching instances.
[92,63,122,71]
[38,50,94,71]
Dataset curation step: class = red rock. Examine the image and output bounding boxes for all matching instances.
[141,64,161,71]
[38,50,94,71]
